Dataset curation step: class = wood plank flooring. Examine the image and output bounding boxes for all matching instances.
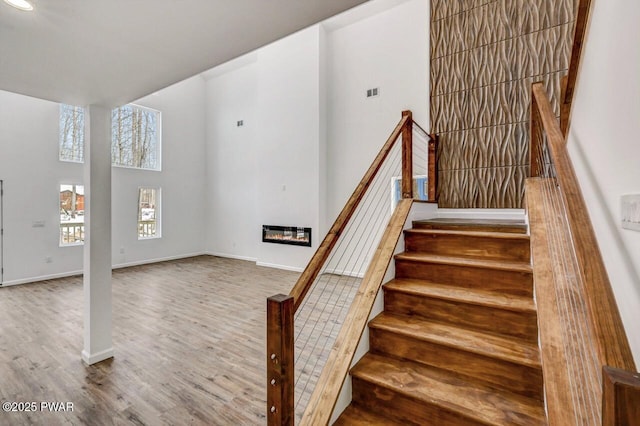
[0,256,299,425]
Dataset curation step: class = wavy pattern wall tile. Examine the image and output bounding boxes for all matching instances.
[431,0,575,208]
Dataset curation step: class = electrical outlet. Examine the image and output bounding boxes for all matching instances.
[45,256,53,263]
[119,247,125,254]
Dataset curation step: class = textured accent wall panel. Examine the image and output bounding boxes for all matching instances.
[431,0,576,207]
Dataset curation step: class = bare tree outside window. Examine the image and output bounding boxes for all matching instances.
[59,104,85,162]
[111,104,160,170]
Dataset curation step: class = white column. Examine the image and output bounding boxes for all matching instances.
[81,104,114,365]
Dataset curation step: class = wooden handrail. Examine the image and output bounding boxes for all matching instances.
[602,366,640,425]
[288,113,410,311]
[428,134,438,201]
[527,178,602,425]
[401,110,413,198]
[299,198,413,426]
[531,82,635,371]
[561,0,594,135]
[529,92,543,177]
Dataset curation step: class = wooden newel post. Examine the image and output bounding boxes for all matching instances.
[428,134,438,201]
[267,294,295,426]
[560,75,571,138]
[530,86,542,178]
[401,110,413,199]
[602,366,640,426]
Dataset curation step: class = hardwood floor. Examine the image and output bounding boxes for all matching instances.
[0,256,299,425]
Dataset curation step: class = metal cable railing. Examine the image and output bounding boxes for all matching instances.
[293,140,401,419]
[529,82,637,425]
[266,111,436,425]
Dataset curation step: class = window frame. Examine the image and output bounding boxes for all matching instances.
[59,183,85,247]
[111,103,162,171]
[137,187,161,240]
[59,104,85,164]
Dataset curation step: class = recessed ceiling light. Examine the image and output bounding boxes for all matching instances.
[3,0,34,11]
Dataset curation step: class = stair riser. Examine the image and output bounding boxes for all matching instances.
[351,377,486,426]
[404,232,530,262]
[383,290,538,341]
[370,328,544,400]
[394,259,533,297]
[412,222,527,234]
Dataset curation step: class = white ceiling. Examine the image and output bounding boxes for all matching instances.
[0,0,368,106]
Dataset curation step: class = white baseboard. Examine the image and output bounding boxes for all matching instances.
[81,347,114,365]
[206,252,258,263]
[1,252,209,287]
[256,261,303,273]
[209,253,302,273]
[112,252,207,270]
[1,270,84,286]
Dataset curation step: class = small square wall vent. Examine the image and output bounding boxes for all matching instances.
[366,87,379,98]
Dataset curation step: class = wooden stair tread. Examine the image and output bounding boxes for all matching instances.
[334,403,405,425]
[404,228,531,241]
[384,278,536,313]
[352,353,546,425]
[413,218,528,234]
[369,313,541,368]
[395,252,532,273]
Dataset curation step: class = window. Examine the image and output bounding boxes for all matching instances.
[138,188,160,239]
[59,104,85,162]
[111,104,161,170]
[60,184,84,246]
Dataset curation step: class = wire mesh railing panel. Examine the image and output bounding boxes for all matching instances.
[292,138,402,420]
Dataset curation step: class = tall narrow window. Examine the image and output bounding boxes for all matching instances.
[60,184,85,246]
[138,188,160,239]
[59,104,85,162]
[112,104,161,170]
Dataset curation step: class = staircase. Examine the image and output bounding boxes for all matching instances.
[335,218,546,425]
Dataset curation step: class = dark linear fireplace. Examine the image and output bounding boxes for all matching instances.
[262,225,312,247]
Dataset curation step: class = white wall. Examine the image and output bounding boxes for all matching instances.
[112,76,207,268]
[255,26,322,270]
[204,56,260,262]
[1,0,430,282]
[325,0,429,224]
[204,26,323,271]
[0,75,207,285]
[204,0,429,271]
[567,1,640,364]
[0,91,84,283]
